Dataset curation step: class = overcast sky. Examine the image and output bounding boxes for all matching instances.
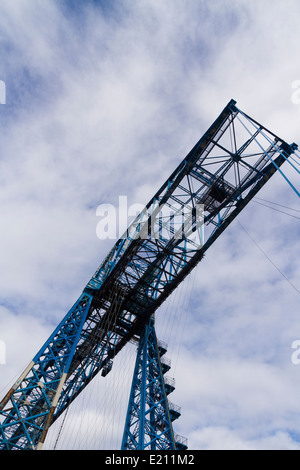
[1,0,300,450]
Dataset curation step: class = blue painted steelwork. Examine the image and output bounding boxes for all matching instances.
[121,317,186,450]
[0,100,298,450]
[0,293,93,450]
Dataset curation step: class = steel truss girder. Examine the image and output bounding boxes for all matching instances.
[0,99,297,449]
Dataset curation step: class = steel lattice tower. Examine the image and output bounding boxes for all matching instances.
[0,99,297,450]
[121,316,187,450]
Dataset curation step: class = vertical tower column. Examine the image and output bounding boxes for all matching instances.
[121,316,187,450]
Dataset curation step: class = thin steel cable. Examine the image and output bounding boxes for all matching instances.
[254,196,300,213]
[237,220,300,296]
[252,200,300,220]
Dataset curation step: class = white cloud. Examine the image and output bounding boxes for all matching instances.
[188,427,300,450]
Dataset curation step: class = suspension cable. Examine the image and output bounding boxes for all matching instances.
[237,220,300,296]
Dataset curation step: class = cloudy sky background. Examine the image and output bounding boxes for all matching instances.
[1,0,300,450]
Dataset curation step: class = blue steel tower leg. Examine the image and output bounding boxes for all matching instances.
[121,317,186,450]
